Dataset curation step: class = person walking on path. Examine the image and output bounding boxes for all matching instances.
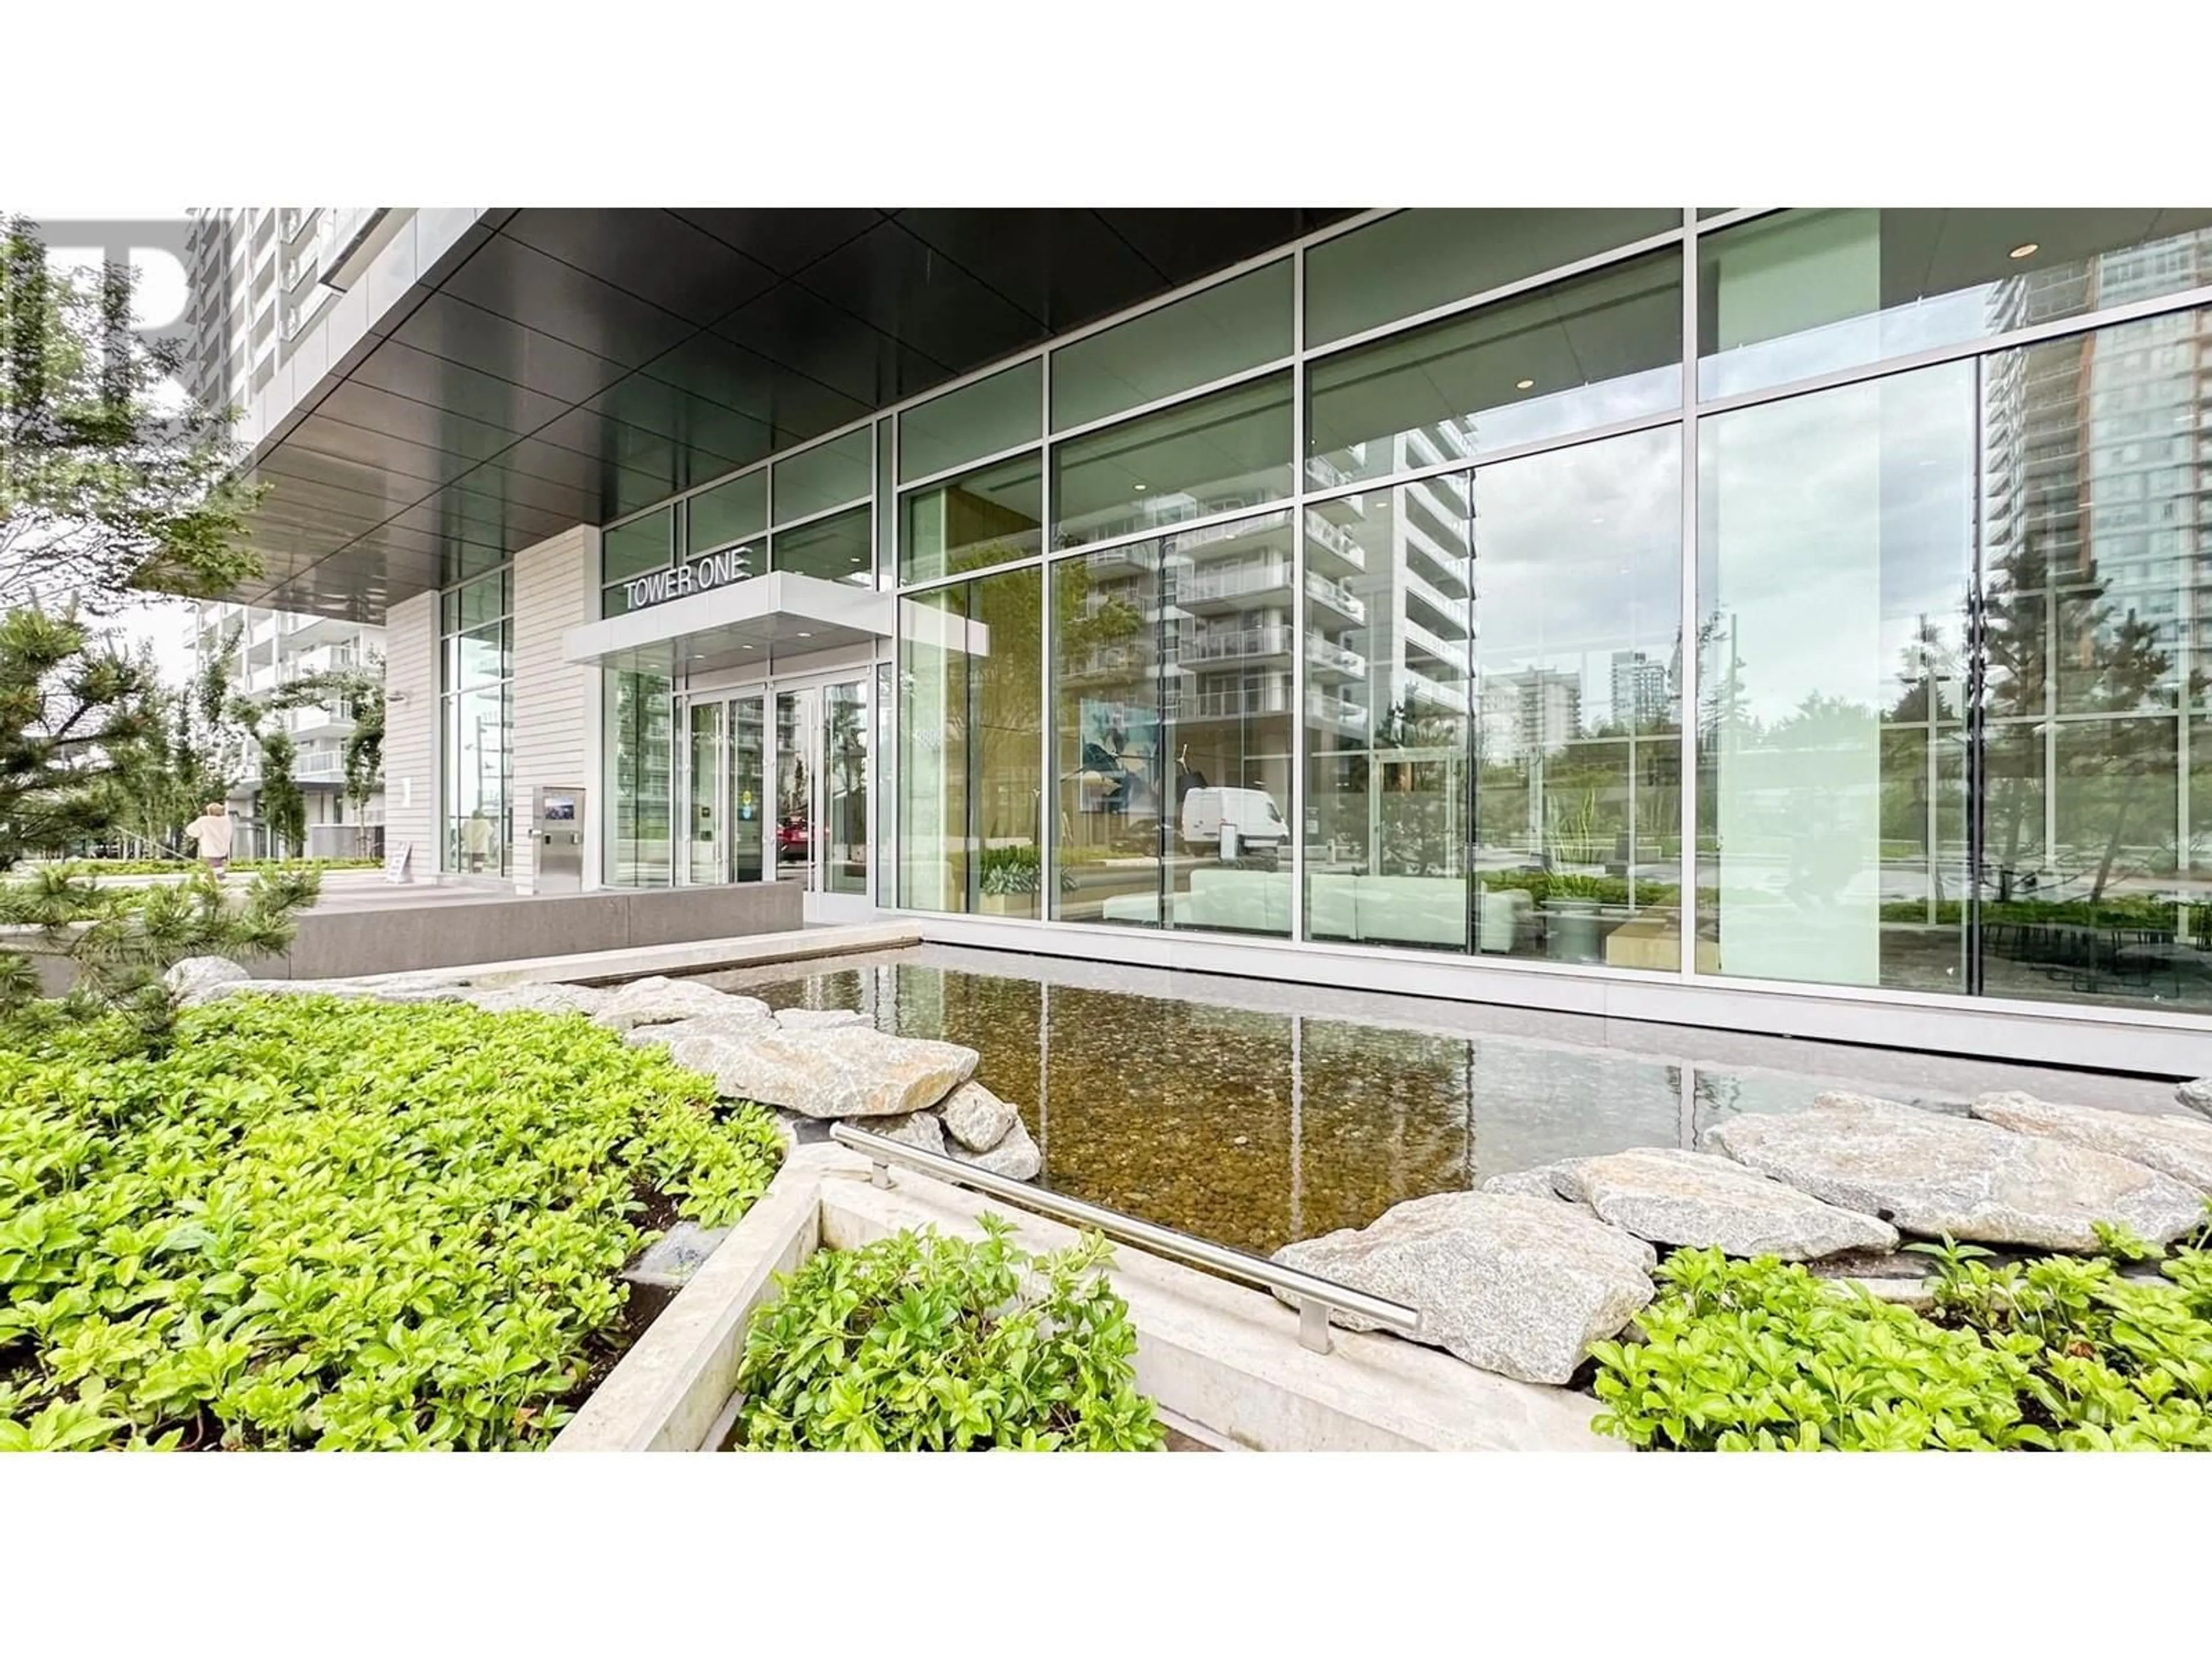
[183,801,236,881]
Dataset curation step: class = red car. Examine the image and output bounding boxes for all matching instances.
[776,814,810,861]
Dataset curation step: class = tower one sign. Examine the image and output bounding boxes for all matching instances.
[625,543,759,611]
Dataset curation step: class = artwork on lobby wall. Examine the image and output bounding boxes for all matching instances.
[1075,697,1161,817]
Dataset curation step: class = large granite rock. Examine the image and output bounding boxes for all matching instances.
[1970,1091,2212,1197]
[944,1113,1041,1181]
[2176,1079,2212,1120]
[660,1024,978,1119]
[624,1010,779,1050]
[195,973,467,1006]
[465,982,610,1019]
[869,1109,948,1158]
[164,956,249,1002]
[594,976,770,1032]
[1706,1091,2206,1249]
[1550,1147,1899,1260]
[1271,1191,1656,1385]
[1479,1165,1578,1203]
[940,1081,1018,1153]
[773,1007,870,1032]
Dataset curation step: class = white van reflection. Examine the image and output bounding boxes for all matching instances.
[1181,786,1286,865]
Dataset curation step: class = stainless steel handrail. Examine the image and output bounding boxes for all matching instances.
[828,1122,1421,1356]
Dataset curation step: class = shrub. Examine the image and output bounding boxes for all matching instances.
[0,996,783,1451]
[40,858,381,877]
[1591,1236,2212,1452]
[976,844,1075,896]
[0,865,317,1051]
[732,1215,1164,1451]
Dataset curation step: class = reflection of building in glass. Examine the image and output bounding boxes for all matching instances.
[1478,668,1584,761]
[1609,650,1672,732]
[1981,227,2212,895]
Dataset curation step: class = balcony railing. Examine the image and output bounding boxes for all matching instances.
[1304,513,1368,572]
[1175,558,1291,606]
[1171,681,1293,722]
[1307,637,1368,679]
[1181,624,1293,665]
[1307,691,1370,732]
[1305,571,1366,624]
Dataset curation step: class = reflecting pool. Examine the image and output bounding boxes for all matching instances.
[699,945,2174,1256]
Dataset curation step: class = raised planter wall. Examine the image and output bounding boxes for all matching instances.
[12,880,802,993]
[553,1144,1616,1454]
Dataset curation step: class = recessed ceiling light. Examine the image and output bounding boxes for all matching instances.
[2009,242,2039,260]
[1515,378,1535,391]
[796,631,812,638]
[1132,482,1147,491]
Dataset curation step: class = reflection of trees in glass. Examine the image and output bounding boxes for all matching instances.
[1982,533,2194,900]
[1361,696,1464,875]
[907,553,1142,906]
[612,671,671,881]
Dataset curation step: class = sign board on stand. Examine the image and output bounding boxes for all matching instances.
[383,840,412,884]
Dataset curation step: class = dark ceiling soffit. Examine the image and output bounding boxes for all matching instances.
[236,209,1358,619]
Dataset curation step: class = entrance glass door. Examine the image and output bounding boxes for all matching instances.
[823,680,870,895]
[774,688,816,884]
[682,677,870,894]
[729,694,766,882]
[685,700,723,884]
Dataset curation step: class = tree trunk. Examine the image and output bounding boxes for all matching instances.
[2088,770,2141,911]
[2090,765,2143,902]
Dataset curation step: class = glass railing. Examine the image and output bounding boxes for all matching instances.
[1304,571,1366,623]
[1176,558,1291,605]
[1307,637,1368,677]
[1182,625,1293,664]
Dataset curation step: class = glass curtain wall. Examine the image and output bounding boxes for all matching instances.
[1698,363,1977,992]
[1975,304,2212,1006]
[441,567,512,876]
[1053,513,1297,935]
[1301,430,1682,961]
[578,206,2212,1018]
[899,569,1046,914]
[607,668,673,886]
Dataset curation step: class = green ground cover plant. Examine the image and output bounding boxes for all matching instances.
[0,996,783,1451]
[1590,1218,2212,1451]
[732,1215,1164,1451]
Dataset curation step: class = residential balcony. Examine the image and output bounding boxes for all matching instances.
[283,613,361,649]
[1307,690,1370,734]
[1400,565,1471,633]
[1181,624,1294,666]
[1305,570,1366,624]
[1305,453,1358,492]
[1307,636,1368,681]
[1059,487,1285,550]
[1399,665,1469,717]
[1401,611,1473,676]
[1402,515,1472,593]
[1175,556,1291,609]
[1304,512,1368,575]
[1170,679,1293,722]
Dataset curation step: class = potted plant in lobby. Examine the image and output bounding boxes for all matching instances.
[1542,872,1611,964]
[976,844,1073,917]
